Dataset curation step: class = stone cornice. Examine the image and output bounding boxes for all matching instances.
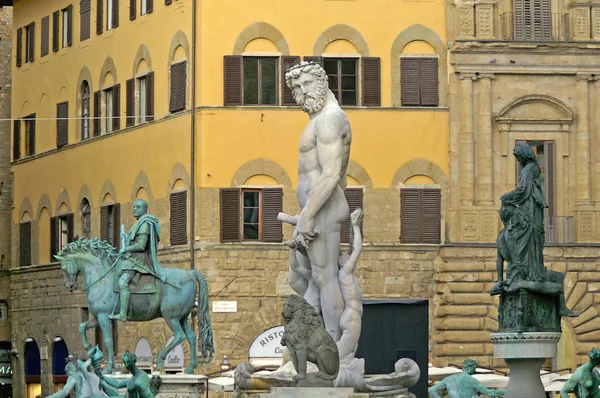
[450,41,600,54]
[490,332,562,343]
[454,64,600,75]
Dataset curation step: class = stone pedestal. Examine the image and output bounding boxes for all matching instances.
[491,332,561,398]
[239,387,414,398]
[108,373,207,397]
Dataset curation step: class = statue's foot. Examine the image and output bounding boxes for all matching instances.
[559,307,578,317]
[184,364,196,374]
[108,314,127,321]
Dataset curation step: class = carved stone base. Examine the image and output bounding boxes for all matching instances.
[491,332,561,398]
[498,288,561,333]
[108,373,207,397]
[242,387,414,398]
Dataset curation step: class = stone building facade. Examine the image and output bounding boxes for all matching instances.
[438,0,600,371]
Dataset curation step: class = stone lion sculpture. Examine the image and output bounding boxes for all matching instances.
[281,294,339,387]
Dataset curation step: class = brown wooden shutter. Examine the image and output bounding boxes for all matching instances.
[146,71,154,121]
[262,188,283,243]
[419,58,439,106]
[56,102,69,148]
[401,58,420,106]
[400,188,420,243]
[41,16,49,57]
[112,84,120,131]
[281,56,300,106]
[220,188,241,243]
[112,0,119,28]
[362,57,381,107]
[147,0,153,13]
[13,120,20,160]
[93,90,101,136]
[223,55,242,106]
[129,0,136,20]
[100,206,108,240]
[112,203,120,249]
[170,61,186,112]
[67,213,75,243]
[50,217,59,257]
[341,188,364,244]
[80,0,91,41]
[545,141,555,219]
[16,27,22,67]
[19,222,31,266]
[165,0,172,4]
[513,0,524,39]
[125,78,134,127]
[29,116,36,155]
[96,0,103,34]
[421,189,441,244]
[28,22,35,62]
[170,191,187,245]
[52,11,59,52]
[66,5,73,46]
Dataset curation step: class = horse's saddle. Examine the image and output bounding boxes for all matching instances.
[113,273,157,295]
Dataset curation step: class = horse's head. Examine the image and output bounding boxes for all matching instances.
[55,254,80,291]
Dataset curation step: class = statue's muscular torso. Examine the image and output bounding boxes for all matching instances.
[297,104,352,211]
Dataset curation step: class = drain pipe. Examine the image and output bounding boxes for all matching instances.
[189,0,198,270]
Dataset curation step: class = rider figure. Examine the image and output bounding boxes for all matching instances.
[109,199,167,322]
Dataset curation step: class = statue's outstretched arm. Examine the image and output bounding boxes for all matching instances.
[46,377,75,398]
[474,381,504,397]
[560,377,578,398]
[341,208,363,274]
[428,380,445,398]
[102,375,129,389]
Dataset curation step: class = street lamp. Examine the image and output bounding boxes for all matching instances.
[220,356,231,372]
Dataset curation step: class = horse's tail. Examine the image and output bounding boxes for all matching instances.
[192,269,215,359]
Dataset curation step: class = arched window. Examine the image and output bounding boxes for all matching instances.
[52,337,69,392]
[24,338,41,397]
[169,46,187,113]
[81,198,91,238]
[81,81,90,140]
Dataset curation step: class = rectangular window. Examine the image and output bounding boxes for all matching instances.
[324,58,358,106]
[101,203,120,248]
[141,0,147,15]
[105,88,113,133]
[243,57,277,105]
[25,23,34,63]
[400,57,439,107]
[169,61,186,113]
[41,16,49,57]
[19,221,32,267]
[107,0,113,29]
[56,102,68,147]
[24,115,36,156]
[400,188,441,244]
[13,120,21,161]
[219,188,282,243]
[138,76,147,123]
[59,215,69,250]
[80,0,91,41]
[513,0,551,40]
[0,301,8,321]
[62,7,70,48]
[170,190,187,245]
[51,214,73,256]
[82,204,91,238]
[82,88,91,140]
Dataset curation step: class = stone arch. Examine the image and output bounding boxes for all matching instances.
[167,163,190,194]
[168,31,191,63]
[55,189,72,215]
[99,57,118,89]
[99,180,117,204]
[346,159,373,189]
[18,198,34,221]
[36,194,52,218]
[496,94,574,123]
[132,44,153,77]
[313,24,369,56]
[232,22,290,55]
[391,158,448,190]
[76,185,94,210]
[391,24,448,107]
[130,171,154,203]
[231,158,292,189]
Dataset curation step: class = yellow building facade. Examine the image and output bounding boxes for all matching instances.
[9,0,451,396]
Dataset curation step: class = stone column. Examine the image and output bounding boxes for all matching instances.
[477,74,494,205]
[459,73,477,206]
[576,74,592,204]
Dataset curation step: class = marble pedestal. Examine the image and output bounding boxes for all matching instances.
[491,332,561,398]
[240,387,414,398]
[108,373,207,397]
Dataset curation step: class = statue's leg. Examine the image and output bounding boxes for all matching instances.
[308,225,344,342]
[96,313,115,374]
[109,272,134,321]
[79,317,98,350]
[156,317,187,372]
[288,250,309,297]
[181,318,197,374]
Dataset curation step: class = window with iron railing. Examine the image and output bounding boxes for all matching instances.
[501,0,569,41]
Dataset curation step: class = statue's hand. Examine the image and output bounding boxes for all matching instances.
[119,247,127,255]
[294,216,316,249]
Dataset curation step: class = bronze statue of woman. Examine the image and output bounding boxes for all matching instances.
[500,142,548,282]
